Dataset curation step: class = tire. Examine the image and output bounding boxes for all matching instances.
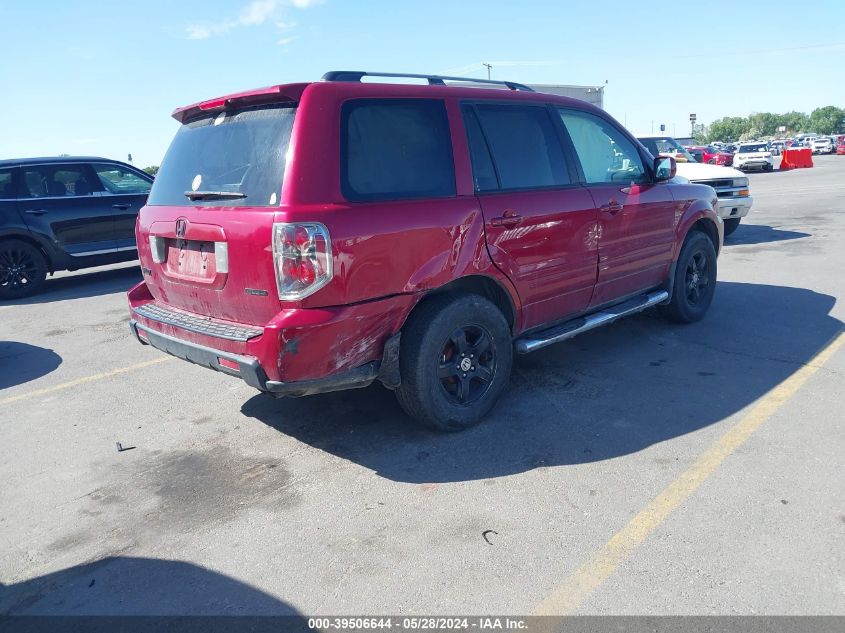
[763,163,773,172]
[723,218,740,236]
[0,239,48,300]
[661,231,717,324]
[395,294,513,432]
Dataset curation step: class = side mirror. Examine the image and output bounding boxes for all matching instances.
[654,156,677,182]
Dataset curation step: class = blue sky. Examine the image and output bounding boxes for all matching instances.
[1,0,844,167]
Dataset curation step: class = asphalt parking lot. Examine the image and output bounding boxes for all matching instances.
[1,156,844,616]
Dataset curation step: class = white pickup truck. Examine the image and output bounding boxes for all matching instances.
[637,135,752,236]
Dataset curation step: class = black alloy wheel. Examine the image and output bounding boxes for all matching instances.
[0,240,47,299]
[437,325,496,406]
[684,251,711,307]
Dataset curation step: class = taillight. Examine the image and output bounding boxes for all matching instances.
[272,223,332,300]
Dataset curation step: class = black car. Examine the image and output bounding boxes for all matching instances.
[0,156,153,298]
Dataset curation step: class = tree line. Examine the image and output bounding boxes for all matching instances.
[695,106,845,143]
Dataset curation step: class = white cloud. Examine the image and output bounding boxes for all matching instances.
[186,0,319,40]
[239,0,278,26]
[277,36,297,46]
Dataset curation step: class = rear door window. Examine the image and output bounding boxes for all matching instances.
[20,164,101,198]
[462,107,499,192]
[473,104,570,190]
[342,99,455,202]
[148,104,296,207]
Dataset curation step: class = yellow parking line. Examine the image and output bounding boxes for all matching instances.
[535,329,845,616]
[0,357,172,406]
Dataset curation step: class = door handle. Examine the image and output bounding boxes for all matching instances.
[24,209,46,215]
[112,203,131,210]
[600,201,624,215]
[490,210,523,228]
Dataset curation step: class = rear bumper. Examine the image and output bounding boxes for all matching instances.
[127,280,413,395]
[130,320,386,397]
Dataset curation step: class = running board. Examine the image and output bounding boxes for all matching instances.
[514,290,670,354]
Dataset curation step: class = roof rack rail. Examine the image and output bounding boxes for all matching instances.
[321,71,534,92]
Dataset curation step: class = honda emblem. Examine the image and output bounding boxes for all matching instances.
[175,219,187,239]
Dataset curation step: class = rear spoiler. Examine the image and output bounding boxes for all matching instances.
[171,83,308,123]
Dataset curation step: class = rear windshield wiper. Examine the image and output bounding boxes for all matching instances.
[184,191,247,201]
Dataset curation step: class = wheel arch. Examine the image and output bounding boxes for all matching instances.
[0,231,55,274]
[688,217,720,255]
[405,274,519,335]
[663,213,721,301]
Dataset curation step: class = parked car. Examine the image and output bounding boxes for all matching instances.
[126,71,723,431]
[686,145,734,166]
[638,135,750,236]
[795,134,817,148]
[769,140,786,155]
[0,156,153,298]
[684,146,705,163]
[811,137,834,154]
[734,142,775,172]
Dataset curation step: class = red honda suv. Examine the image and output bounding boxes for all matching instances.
[128,71,722,431]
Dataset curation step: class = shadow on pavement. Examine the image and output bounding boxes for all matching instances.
[241,281,842,484]
[0,265,141,306]
[0,556,303,618]
[0,342,62,390]
[724,223,810,245]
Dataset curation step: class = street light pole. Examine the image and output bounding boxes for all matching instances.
[482,63,492,80]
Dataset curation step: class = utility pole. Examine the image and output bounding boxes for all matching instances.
[482,62,492,80]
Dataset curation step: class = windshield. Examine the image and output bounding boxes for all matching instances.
[148,104,296,207]
[738,144,768,153]
[637,137,697,162]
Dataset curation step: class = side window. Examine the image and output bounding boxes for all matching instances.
[93,163,152,195]
[558,109,647,185]
[0,169,14,199]
[474,104,570,190]
[20,165,99,198]
[342,99,455,201]
[462,107,499,192]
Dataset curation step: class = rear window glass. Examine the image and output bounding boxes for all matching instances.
[342,99,455,202]
[148,104,296,207]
